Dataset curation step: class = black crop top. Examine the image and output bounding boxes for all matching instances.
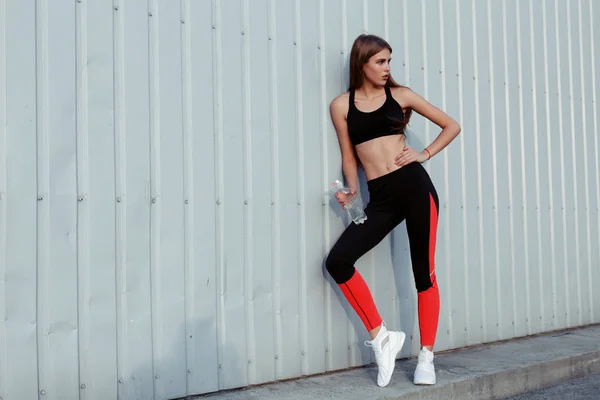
[347,86,406,146]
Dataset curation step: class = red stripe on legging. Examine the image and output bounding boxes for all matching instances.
[429,192,438,279]
[343,282,373,330]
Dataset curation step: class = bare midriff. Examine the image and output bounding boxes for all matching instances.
[355,134,407,181]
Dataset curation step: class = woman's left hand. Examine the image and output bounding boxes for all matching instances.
[394,145,429,167]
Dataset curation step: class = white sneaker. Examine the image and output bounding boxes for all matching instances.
[413,347,436,385]
[364,321,406,387]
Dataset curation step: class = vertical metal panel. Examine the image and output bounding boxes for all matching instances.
[0,0,6,398]
[3,1,39,399]
[76,1,118,399]
[590,0,600,324]
[188,0,219,395]
[1,1,600,399]
[121,1,154,399]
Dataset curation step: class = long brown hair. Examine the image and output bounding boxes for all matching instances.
[348,34,412,135]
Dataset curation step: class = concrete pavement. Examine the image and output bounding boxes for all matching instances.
[194,325,600,400]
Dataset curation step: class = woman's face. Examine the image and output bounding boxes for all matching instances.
[363,48,391,87]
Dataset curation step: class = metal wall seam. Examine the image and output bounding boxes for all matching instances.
[589,0,599,323]
[75,0,90,396]
[500,0,516,338]
[383,0,389,40]
[421,1,429,159]
[210,0,225,389]
[35,0,50,396]
[316,0,330,373]
[486,0,500,341]
[540,0,558,331]
[455,0,471,345]
[528,0,545,332]
[180,0,194,394]
[0,0,7,395]
[471,0,487,342]
[291,0,308,377]
[552,0,569,329]
[112,1,128,398]
[438,0,454,348]
[147,0,160,396]
[515,0,532,336]
[565,0,582,327]
[266,0,283,381]
[576,0,593,326]
[240,0,257,385]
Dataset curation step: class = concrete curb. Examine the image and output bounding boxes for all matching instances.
[195,325,600,400]
[399,350,600,400]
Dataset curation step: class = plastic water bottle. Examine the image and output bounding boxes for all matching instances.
[330,180,367,224]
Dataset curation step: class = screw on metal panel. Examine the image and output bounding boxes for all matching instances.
[297,201,301,205]
[185,199,189,204]
[275,355,279,359]
[268,36,272,40]
[188,369,192,374]
[347,346,351,350]
[244,200,248,205]
[149,12,153,16]
[81,384,86,389]
[40,391,46,395]
[293,41,297,45]
[301,351,306,356]
[182,20,185,23]
[152,197,157,203]
[118,379,123,383]
[248,359,252,364]
[38,195,43,201]
[216,200,221,205]
[218,364,223,369]
[114,6,118,10]
[325,349,329,353]
[212,25,216,29]
[117,197,122,202]
[78,196,84,201]
[155,374,159,379]
[242,31,245,35]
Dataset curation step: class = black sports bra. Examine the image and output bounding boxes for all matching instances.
[347,86,406,146]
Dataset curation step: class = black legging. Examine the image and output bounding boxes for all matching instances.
[325,161,441,345]
[326,161,439,289]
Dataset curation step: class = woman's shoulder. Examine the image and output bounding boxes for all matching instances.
[330,91,351,115]
[389,85,412,98]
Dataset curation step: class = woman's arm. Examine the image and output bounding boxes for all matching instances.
[330,94,359,193]
[393,87,461,166]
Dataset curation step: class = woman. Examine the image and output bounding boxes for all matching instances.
[326,34,460,388]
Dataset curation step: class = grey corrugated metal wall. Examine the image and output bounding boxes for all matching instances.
[0,0,599,399]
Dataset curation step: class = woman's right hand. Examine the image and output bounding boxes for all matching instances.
[334,186,356,209]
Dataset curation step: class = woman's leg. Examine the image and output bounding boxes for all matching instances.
[405,189,440,348]
[405,185,440,385]
[326,205,406,388]
[325,207,401,337]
